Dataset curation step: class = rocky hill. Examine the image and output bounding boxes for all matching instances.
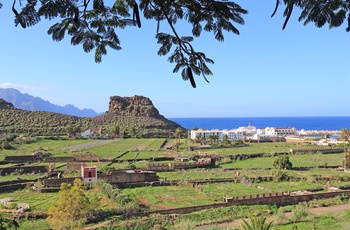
[0,96,182,137]
[108,96,161,117]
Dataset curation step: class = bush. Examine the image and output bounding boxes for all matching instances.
[1,141,13,150]
[273,155,292,170]
[272,170,288,182]
[291,203,309,223]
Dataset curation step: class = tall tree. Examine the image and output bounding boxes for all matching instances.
[223,134,228,146]
[47,179,92,230]
[4,1,348,87]
[340,128,350,170]
[175,127,183,148]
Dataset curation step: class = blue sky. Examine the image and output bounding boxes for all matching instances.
[0,1,349,118]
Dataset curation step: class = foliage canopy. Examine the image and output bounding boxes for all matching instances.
[47,179,93,230]
[3,0,350,87]
[273,155,293,170]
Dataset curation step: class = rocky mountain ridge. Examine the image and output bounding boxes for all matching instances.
[0,88,99,117]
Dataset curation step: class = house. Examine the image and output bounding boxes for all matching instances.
[81,166,97,184]
[81,130,92,138]
[190,129,244,142]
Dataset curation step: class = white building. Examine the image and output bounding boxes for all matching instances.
[237,124,257,136]
[81,130,92,138]
[190,129,244,141]
[222,130,244,141]
[265,127,296,137]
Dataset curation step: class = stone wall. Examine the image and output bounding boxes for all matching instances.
[148,160,212,172]
[0,166,49,176]
[224,191,350,206]
[0,184,27,193]
[4,155,36,163]
[42,177,81,187]
[99,170,159,184]
[45,157,74,163]
[73,154,104,162]
[290,147,343,154]
[41,170,159,189]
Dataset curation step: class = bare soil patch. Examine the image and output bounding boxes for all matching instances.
[136,198,153,205]
[61,139,119,151]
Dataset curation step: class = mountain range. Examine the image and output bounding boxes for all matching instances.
[0,88,99,117]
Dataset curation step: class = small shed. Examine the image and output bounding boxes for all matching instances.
[81,165,97,184]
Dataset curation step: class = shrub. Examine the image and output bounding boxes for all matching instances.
[1,141,13,150]
[291,203,309,223]
[272,170,289,182]
[273,155,292,170]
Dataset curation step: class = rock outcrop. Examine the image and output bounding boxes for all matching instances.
[95,95,182,137]
[108,95,161,118]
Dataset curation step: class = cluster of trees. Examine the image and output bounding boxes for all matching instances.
[2,0,348,87]
[110,125,143,139]
[46,178,136,229]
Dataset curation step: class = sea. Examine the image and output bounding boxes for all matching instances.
[168,116,350,131]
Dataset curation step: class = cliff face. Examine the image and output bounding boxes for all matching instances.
[108,95,161,118]
[94,95,182,137]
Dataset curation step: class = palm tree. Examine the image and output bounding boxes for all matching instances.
[223,134,228,146]
[241,215,274,230]
[208,135,214,145]
[174,127,183,151]
[340,128,350,170]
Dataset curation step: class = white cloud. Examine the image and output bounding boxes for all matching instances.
[0,83,44,93]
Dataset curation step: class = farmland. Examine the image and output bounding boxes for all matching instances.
[0,137,350,229]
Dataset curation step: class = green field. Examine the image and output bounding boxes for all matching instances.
[0,137,349,229]
[219,153,343,169]
[122,185,216,209]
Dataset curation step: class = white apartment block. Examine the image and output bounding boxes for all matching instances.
[191,129,244,141]
[265,127,296,137]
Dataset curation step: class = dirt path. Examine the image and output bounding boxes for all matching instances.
[61,139,120,151]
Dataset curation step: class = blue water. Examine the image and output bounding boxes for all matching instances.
[168,117,350,131]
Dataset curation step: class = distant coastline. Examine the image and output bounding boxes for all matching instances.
[168,116,350,131]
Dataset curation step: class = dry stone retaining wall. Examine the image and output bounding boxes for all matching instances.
[290,148,343,154]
